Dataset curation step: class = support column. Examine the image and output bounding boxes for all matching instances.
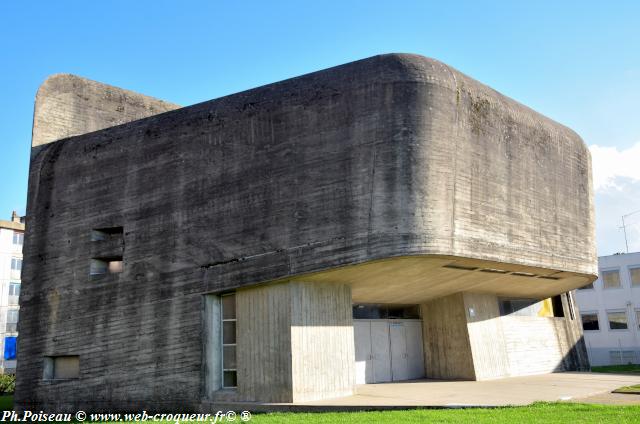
[421,293,475,380]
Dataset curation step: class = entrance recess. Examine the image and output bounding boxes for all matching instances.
[354,319,425,384]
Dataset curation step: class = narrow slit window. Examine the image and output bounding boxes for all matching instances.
[566,292,575,320]
[221,293,237,388]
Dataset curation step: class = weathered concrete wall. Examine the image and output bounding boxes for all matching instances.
[32,74,179,147]
[236,281,353,403]
[236,283,293,402]
[290,282,354,402]
[501,316,565,376]
[463,293,511,380]
[17,53,596,411]
[422,291,588,381]
[557,292,590,371]
[463,292,589,379]
[421,293,475,380]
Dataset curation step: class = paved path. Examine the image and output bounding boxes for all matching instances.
[573,391,640,405]
[302,372,640,407]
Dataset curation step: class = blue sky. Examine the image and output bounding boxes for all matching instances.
[1,1,639,255]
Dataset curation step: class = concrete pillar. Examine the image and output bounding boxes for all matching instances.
[421,293,476,380]
[236,281,355,402]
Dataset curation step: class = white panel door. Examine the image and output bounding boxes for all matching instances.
[354,321,373,384]
[389,322,409,381]
[404,320,425,379]
[371,321,392,383]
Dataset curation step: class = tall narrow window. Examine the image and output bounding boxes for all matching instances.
[221,293,237,388]
[10,258,22,271]
[8,283,20,305]
[6,310,19,333]
[12,232,23,246]
[566,292,575,320]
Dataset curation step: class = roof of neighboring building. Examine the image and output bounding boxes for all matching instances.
[598,251,640,260]
[0,211,25,231]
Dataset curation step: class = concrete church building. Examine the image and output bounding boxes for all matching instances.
[15,54,597,411]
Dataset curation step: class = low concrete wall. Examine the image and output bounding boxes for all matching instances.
[463,293,510,380]
[422,292,588,381]
[500,316,564,376]
[464,292,588,379]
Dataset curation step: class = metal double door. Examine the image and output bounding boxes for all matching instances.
[354,319,425,384]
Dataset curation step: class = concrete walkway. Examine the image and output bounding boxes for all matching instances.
[302,372,640,407]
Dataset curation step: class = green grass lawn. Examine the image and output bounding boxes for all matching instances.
[249,403,640,423]
[591,364,640,374]
[0,395,12,412]
[2,396,640,423]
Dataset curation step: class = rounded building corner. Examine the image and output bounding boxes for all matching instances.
[35,73,83,101]
[361,53,458,89]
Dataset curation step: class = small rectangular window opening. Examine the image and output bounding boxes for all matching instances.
[91,226,124,241]
[607,311,628,330]
[43,356,80,380]
[581,312,600,331]
[90,257,123,275]
[602,270,621,289]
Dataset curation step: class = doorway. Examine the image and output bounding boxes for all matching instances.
[354,319,425,384]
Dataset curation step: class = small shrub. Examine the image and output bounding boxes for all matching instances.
[0,374,15,394]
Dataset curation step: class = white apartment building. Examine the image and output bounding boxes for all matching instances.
[0,211,24,374]
[575,251,640,366]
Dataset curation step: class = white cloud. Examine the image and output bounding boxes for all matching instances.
[589,143,640,255]
[590,142,640,190]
